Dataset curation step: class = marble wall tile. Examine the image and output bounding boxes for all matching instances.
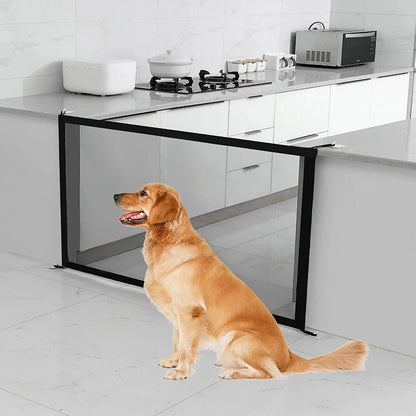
[366,0,416,16]
[155,17,224,62]
[365,13,416,66]
[76,19,157,82]
[157,0,225,18]
[330,0,366,14]
[0,0,337,98]
[330,12,366,30]
[0,23,75,79]
[0,0,75,24]
[282,0,332,15]
[223,15,281,60]
[224,0,282,16]
[76,0,157,21]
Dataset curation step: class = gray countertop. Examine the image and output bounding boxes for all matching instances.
[299,119,416,170]
[2,63,415,170]
[0,64,412,120]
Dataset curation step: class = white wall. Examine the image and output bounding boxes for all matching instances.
[330,0,416,67]
[0,0,331,99]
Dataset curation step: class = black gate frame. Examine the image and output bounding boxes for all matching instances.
[58,114,317,334]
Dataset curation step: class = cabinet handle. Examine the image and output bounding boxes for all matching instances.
[284,133,320,144]
[247,94,263,99]
[110,110,157,120]
[244,129,262,135]
[167,101,226,111]
[243,164,260,171]
[336,78,371,85]
[377,72,408,79]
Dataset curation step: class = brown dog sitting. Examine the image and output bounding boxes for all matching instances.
[114,183,368,380]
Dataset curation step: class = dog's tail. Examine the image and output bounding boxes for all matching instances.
[286,340,369,374]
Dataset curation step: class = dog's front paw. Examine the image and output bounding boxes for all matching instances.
[164,369,189,380]
[159,358,178,368]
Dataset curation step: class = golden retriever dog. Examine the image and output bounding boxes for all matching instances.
[114,183,368,380]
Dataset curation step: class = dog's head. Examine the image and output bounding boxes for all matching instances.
[113,183,181,228]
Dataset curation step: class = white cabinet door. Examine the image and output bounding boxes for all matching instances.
[228,94,275,135]
[227,128,273,171]
[328,78,373,135]
[160,101,228,217]
[371,73,409,127]
[226,162,272,207]
[160,101,228,136]
[275,86,330,142]
[109,111,160,127]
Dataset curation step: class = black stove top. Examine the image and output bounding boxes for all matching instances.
[135,70,271,95]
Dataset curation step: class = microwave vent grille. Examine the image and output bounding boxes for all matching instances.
[306,50,331,63]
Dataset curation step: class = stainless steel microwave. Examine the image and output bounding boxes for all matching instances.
[295,30,377,67]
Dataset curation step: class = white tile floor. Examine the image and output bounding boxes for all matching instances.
[1,251,415,415]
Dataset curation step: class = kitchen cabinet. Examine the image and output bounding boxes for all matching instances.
[274,86,330,142]
[160,101,228,136]
[328,78,373,135]
[227,128,273,171]
[226,162,272,207]
[111,111,160,127]
[371,73,409,127]
[228,94,275,136]
[271,132,328,193]
[272,86,330,195]
[329,73,410,135]
[159,102,228,217]
[226,128,273,207]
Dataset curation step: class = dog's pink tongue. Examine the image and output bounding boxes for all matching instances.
[118,212,145,222]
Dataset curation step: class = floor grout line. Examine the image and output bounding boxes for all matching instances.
[0,386,69,415]
[0,292,103,332]
[154,380,223,415]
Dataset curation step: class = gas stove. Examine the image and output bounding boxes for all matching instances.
[135,70,271,94]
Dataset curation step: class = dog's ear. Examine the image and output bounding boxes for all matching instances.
[148,190,180,225]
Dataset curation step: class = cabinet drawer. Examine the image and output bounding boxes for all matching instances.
[271,154,299,194]
[227,128,273,171]
[109,112,160,127]
[275,86,330,141]
[160,101,228,136]
[229,94,275,135]
[226,162,271,207]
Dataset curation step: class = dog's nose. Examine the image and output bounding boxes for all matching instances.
[113,194,121,204]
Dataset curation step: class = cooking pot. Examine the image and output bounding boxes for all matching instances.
[147,49,193,78]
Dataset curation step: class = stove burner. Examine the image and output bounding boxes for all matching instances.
[150,76,193,92]
[199,69,239,85]
[135,69,271,94]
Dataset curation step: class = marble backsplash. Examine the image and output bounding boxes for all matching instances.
[0,0,331,99]
[330,0,416,67]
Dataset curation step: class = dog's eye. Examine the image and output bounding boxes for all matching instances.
[140,190,147,197]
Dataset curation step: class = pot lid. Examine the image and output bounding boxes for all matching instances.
[148,49,193,66]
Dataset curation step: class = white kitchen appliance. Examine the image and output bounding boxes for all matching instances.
[63,58,136,96]
[295,30,376,67]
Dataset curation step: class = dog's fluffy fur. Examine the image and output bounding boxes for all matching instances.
[114,183,368,380]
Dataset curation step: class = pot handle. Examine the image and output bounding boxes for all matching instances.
[199,70,210,81]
